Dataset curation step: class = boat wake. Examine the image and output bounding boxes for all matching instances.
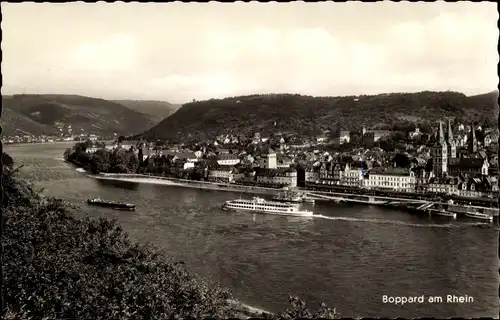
[313,214,495,229]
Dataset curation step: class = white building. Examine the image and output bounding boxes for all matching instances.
[257,168,297,188]
[208,165,243,182]
[339,163,363,187]
[364,168,416,192]
[339,131,350,144]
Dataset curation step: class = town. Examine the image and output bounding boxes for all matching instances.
[65,120,499,208]
[2,123,115,144]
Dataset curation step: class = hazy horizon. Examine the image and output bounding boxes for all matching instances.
[2,2,498,104]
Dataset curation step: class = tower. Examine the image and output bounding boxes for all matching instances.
[469,123,478,154]
[447,119,456,158]
[259,148,277,169]
[431,121,448,177]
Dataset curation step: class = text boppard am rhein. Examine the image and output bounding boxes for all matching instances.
[383,295,474,305]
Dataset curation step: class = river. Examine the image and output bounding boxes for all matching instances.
[4,142,500,318]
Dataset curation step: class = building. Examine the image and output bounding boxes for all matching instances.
[339,163,363,187]
[409,128,422,140]
[259,148,277,169]
[86,146,99,154]
[364,168,416,192]
[447,158,489,177]
[457,177,498,198]
[339,131,350,144]
[256,168,297,188]
[172,152,198,163]
[484,131,499,147]
[276,154,293,168]
[362,127,391,142]
[319,161,345,185]
[431,120,456,178]
[424,177,460,195]
[305,164,321,183]
[207,165,243,183]
[120,140,141,150]
[168,160,195,177]
[216,154,240,166]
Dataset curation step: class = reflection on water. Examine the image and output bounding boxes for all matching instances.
[95,179,141,191]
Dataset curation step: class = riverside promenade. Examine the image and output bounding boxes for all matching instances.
[87,172,498,220]
[95,173,285,196]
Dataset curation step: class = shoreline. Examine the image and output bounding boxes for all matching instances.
[93,172,284,196]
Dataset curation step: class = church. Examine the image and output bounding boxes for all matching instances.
[431,120,488,178]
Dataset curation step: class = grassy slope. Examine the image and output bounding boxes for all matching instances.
[137,91,499,142]
[1,94,162,136]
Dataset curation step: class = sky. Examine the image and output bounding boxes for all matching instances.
[1,2,498,104]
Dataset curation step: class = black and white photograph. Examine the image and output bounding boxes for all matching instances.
[1,2,499,319]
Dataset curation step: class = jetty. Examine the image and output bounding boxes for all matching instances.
[303,189,498,221]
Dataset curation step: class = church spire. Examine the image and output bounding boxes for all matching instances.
[447,119,454,142]
[469,123,477,153]
[438,121,446,143]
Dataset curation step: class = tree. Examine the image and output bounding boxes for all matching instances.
[379,137,395,152]
[350,134,362,147]
[90,150,111,173]
[389,131,407,143]
[3,152,14,169]
[392,153,411,168]
[110,149,133,173]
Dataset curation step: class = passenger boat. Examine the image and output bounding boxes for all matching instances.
[222,197,313,217]
[87,198,135,211]
[464,211,493,222]
[447,202,495,221]
[428,208,457,219]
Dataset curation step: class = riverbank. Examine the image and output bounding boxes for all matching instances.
[93,172,285,196]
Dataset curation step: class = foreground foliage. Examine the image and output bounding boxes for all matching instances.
[2,153,340,319]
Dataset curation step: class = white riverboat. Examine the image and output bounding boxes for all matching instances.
[428,209,457,219]
[464,211,494,222]
[222,197,314,217]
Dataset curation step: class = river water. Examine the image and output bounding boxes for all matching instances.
[4,142,500,318]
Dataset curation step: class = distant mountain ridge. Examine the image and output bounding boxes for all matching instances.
[135,90,499,142]
[1,94,164,137]
[112,100,181,119]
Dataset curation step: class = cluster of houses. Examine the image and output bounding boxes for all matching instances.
[83,120,498,199]
[304,121,498,198]
[87,140,298,188]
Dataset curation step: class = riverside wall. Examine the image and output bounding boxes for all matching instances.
[96,173,284,196]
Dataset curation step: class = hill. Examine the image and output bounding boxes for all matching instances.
[1,94,162,137]
[112,100,181,120]
[135,91,499,142]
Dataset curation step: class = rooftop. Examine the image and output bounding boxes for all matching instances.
[369,167,412,176]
